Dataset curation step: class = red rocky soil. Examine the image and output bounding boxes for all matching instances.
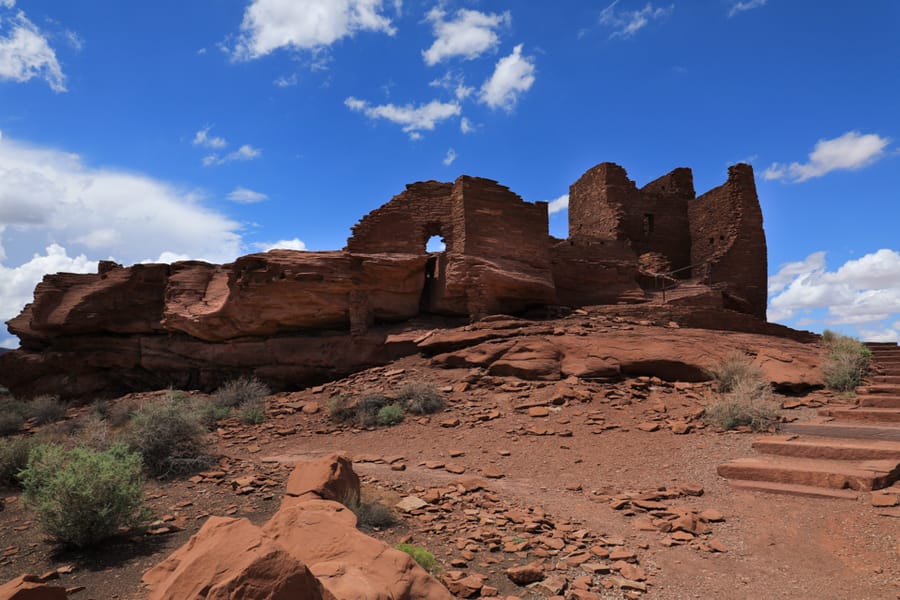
[1,313,898,599]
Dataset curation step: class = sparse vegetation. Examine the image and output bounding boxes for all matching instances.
[344,493,398,531]
[328,382,445,428]
[822,330,871,392]
[239,398,266,425]
[198,401,232,430]
[376,404,404,426]
[211,377,270,409]
[20,443,149,548]
[125,393,213,477]
[705,352,780,432]
[713,351,764,393]
[0,398,28,436]
[395,543,440,574]
[0,436,36,488]
[396,382,446,415]
[27,395,67,425]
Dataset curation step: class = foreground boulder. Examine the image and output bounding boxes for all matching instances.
[143,455,452,600]
[0,575,68,600]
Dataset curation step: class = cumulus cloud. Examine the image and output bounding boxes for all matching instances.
[768,249,900,330]
[546,194,569,215]
[599,1,674,38]
[729,0,767,17]
[227,186,268,203]
[764,131,891,183]
[422,8,510,66]
[202,144,262,167]
[443,148,457,166]
[231,0,398,61]
[479,44,535,111]
[344,96,461,138]
[253,238,307,251]
[0,135,247,344]
[0,8,66,92]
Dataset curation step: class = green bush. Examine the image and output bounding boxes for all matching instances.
[27,395,67,425]
[713,352,763,393]
[198,401,232,430]
[822,331,871,392]
[329,392,391,428]
[126,394,212,477]
[376,404,404,426]
[239,398,266,425]
[20,443,149,548]
[0,437,36,488]
[395,543,440,574]
[212,377,270,409]
[396,383,446,415]
[0,399,27,436]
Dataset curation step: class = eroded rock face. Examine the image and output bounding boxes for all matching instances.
[142,455,451,600]
[0,575,68,600]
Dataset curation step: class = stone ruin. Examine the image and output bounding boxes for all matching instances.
[0,162,768,399]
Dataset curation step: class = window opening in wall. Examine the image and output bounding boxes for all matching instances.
[426,235,446,253]
[642,213,655,237]
[709,237,714,245]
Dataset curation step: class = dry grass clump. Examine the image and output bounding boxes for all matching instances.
[0,436,36,488]
[211,377,271,409]
[329,382,445,428]
[0,398,28,436]
[705,352,780,432]
[821,330,871,392]
[396,382,446,415]
[343,492,398,531]
[27,395,67,425]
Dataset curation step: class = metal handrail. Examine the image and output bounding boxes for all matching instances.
[650,262,710,304]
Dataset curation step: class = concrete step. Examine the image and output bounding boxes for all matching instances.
[728,479,860,500]
[818,407,900,423]
[752,435,900,461]
[716,456,900,491]
[858,395,900,408]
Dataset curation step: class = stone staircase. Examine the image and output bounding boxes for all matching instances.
[717,341,900,499]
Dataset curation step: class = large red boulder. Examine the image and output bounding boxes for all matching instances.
[0,575,68,600]
[284,454,361,505]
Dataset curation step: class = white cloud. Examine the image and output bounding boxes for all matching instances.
[231,0,397,61]
[193,127,227,149]
[764,131,890,183]
[479,44,535,111]
[460,117,474,134]
[443,148,456,166]
[0,135,248,341]
[202,144,262,167]
[429,71,474,100]
[768,249,900,329]
[344,96,461,138]
[253,238,307,251]
[422,8,510,66]
[547,194,569,215]
[599,1,674,38]
[227,186,268,203]
[274,73,299,87]
[0,9,66,92]
[729,0,767,18]
[0,2,15,9]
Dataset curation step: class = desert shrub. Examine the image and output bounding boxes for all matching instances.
[376,404,404,426]
[125,394,212,477]
[239,398,266,425]
[27,395,67,425]
[822,331,871,392]
[329,392,391,428]
[104,397,142,428]
[0,399,28,436]
[20,443,149,548]
[713,352,763,393]
[704,378,780,431]
[396,383,446,415]
[395,543,440,574]
[344,493,397,531]
[0,436,36,488]
[212,377,270,409]
[198,401,232,430]
[74,415,114,451]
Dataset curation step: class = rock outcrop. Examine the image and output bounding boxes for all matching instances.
[0,575,68,600]
[0,163,783,399]
[143,455,452,600]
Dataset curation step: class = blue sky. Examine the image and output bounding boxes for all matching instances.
[1,0,899,348]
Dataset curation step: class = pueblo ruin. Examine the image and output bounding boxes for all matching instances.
[0,162,770,399]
